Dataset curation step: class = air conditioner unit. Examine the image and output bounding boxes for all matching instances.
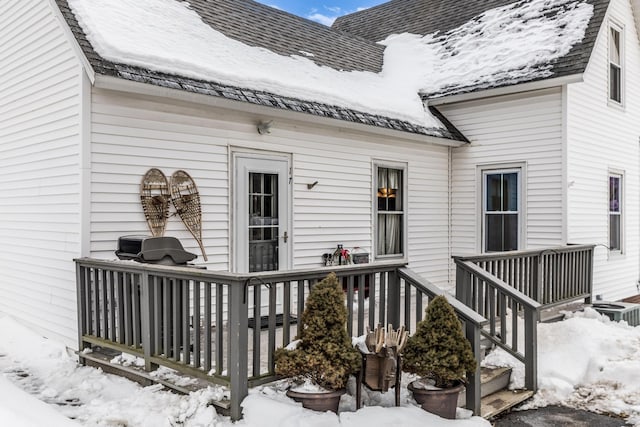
[592,302,640,327]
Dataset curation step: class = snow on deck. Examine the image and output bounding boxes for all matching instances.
[68,0,592,128]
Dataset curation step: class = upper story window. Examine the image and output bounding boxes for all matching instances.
[609,173,623,251]
[483,168,520,252]
[375,163,406,258]
[609,24,623,104]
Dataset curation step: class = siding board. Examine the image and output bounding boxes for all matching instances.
[0,0,82,346]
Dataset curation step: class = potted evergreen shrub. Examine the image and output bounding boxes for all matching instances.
[402,295,477,419]
[274,272,361,413]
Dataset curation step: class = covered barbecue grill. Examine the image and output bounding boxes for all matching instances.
[115,235,197,265]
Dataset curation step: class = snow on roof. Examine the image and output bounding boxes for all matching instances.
[67,0,593,130]
[416,0,595,98]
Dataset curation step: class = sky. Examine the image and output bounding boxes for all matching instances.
[256,1,387,26]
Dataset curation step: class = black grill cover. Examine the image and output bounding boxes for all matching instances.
[116,235,197,265]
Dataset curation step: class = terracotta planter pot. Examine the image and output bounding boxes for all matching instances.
[408,380,464,419]
[286,388,346,413]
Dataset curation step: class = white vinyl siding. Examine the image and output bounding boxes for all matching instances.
[567,0,640,301]
[89,88,452,288]
[442,88,564,262]
[566,0,640,301]
[0,0,83,346]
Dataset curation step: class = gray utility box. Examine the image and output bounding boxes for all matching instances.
[592,302,640,326]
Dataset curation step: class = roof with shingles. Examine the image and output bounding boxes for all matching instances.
[334,0,610,100]
[55,0,464,140]
[187,0,383,73]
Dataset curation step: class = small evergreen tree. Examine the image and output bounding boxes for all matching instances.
[275,273,361,390]
[402,295,477,388]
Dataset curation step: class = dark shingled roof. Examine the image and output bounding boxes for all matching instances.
[54,0,465,140]
[188,0,383,73]
[334,0,611,99]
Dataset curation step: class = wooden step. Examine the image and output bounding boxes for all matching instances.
[479,366,511,396]
[458,366,512,406]
[481,388,535,419]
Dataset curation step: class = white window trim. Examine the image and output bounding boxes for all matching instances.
[608,170,624,254]
[607,20,625,108]
[477,163,526,253]
[373,160,408,260]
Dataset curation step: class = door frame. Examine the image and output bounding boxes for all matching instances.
[231,150,292,273]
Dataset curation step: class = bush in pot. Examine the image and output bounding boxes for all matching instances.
[402,294,477,419]
[274,272,361,413]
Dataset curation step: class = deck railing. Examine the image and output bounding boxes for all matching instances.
[75,258,487,419]
[454,245,594,307]
[453,244,595,391]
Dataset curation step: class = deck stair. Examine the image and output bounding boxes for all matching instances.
[461,366,534,419]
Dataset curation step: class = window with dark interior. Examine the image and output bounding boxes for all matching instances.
[609,173,622,251]
[483,170,520,252]
[609,25,623,104]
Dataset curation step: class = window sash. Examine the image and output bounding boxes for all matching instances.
[609,26,622,103]
[375,165,404,257]
[610,27,621,65]
[609,174,622,251]
[483,170,520,252]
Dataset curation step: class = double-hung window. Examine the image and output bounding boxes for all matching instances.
[609,24,623,104]
[609,173,623,251]
[483,169,520,252]
[375,164,405,257]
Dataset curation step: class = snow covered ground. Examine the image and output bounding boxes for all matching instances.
[1,308,639,426]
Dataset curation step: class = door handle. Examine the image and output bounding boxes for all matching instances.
[282,231,288,243]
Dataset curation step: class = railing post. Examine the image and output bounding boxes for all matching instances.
[585,248,594,304]
[140,270,156,372]
[387,269,401,328]
[455,261,471,307]
[524,306,538,391]
[228,279,249,421]
[75,263,88,364]
[533,254,542,304]
[465,321,482,415]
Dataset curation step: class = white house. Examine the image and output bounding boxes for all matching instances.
[336,0,640,301]
[1,0,639,348]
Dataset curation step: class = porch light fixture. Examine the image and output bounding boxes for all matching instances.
[257,120,273,135]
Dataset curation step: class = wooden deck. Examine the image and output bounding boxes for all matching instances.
[75,244,595,420]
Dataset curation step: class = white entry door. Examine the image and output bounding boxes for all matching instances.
[234,154,290,273]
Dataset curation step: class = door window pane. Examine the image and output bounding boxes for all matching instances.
[249,172,278,272]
